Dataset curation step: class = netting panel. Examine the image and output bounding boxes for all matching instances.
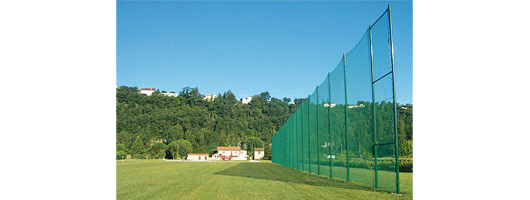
[271,7,400,193]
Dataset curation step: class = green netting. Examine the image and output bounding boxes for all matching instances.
[371,10,397,192]
[271,6,400,193]
[330,57,347,181]
[318,76,331,178]
[346,30,375,189]
[309,90,318,175]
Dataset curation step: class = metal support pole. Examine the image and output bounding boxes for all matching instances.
[291,118,294,169]
[369,25,378,189]
[308,95,311,174]
[301,103,304,171]
[295,113,297,170]
[284,128,287,166]
[388,4,400,194]
[296,111,299,170]
[316,86,320,175]
[343,53,350,182]
[327,73,333,179]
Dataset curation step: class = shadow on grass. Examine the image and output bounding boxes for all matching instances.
[215,162,379,192]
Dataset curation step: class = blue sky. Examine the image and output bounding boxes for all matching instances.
[117,1,412,104]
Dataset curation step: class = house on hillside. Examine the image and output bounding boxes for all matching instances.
[162,92,178,97]
[139,88,156,96]
[212,146,248,160]
[186,153,209,161]
[240,96,252,104]
[203,94,216,101]
[347,104,365,109]
[254,148,264,160]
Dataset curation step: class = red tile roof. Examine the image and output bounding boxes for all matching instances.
[217,146,240,151]
[254,148,264,151]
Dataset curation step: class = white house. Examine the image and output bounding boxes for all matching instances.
[213,146,248,160]
[254,148,264,160]
[139,88,156,96]
[186,153,209,161]
[348,104,365,108]
[240,96,252,104]
[203,94,216,101]
[323,103,336,108]
[162,92,178,97]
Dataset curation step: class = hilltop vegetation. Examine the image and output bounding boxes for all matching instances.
[116,86,412,159]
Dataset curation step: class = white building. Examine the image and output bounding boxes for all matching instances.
[186,153,209,161]
[254,148,264,160]
[323,103,336,108]
[203,94,216,101]
[213,146,248,161]
[162,92,178,97]
[139,88,156,96]
[240,96,252,104]
[348,104,365,109]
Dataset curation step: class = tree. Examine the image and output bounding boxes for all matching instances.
[116,143,128,154]
[117,131,135,149]
[116,150,127,160]
[115,86,413,160]
[294,98,306,105]
[259,91,271,100]
[168,139,192,159]
[399,140,413,157]
[150,143,167,159]
[263,145,272,160]
[131,135,145,155]
[245,137,264,159]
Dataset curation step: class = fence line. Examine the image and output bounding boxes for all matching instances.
[272,5,400,194]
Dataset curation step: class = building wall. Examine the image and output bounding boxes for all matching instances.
[139,90,155,96]
[241,97,252,104]
[162,93,178,97]
[203,95,216,101]
[187,155,209,161]
[254,151,264,160]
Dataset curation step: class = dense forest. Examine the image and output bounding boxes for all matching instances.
[116,86,412,160]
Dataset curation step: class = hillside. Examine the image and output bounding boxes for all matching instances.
[116,86,412,159]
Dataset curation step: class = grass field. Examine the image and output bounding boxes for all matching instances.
[117,160,412,200]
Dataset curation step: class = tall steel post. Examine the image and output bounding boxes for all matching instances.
[308,95,311,174]
[293,110,300,170]
[388,4,400,194]
[327,73,333,179]
[343,53,350,182]
[316,86,320,175]
[301,102,304,171]
[369,24,378,189]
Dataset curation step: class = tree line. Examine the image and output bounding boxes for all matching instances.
[116,86,412,160]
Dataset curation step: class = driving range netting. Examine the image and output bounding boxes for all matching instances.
[272,6,401,193]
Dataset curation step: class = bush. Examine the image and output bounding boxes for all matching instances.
[328,158,412,172]
[116,150,127,160]
[132,154,149,159]
[399,140,413,157]
[126,155,132,159]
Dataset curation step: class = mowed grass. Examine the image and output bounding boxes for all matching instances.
[117,160,412,200]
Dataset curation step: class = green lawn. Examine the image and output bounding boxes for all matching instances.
[117,160,412,200]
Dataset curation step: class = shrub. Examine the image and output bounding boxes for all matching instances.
[116,150,127,160]
[132,154,148,159]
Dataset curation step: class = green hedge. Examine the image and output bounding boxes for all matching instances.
[132,154,150,159]
[116,151,127,160]
[311,158,413,172]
